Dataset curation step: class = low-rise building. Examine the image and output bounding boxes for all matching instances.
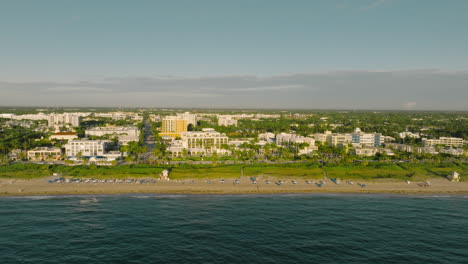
[258,132,276,142]
[218,115,238,126]
[276,133,315,146]
[422,137,464,147]
[8,149,23,161]
[398,132,420,139]
[438,148,466,156]
[27,147,63,161]
[386,143,438,155]
[85,126,140,144]
[354,148,379,157]
[85,126,140,137]
[353,147,394,157]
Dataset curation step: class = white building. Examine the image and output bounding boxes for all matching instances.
[422,137,464,147]
[149,114,161,122]
[313,131,351,147]
[65,139,110,157]
[182,128,229,151]
[351,128,383,147]
[353,148,379,157]
[276,133,317,154]
[255,114,281,119]
[438,148,465,156]
[313,131,333,143]
[353,147,394,157]
[48,113,80,130]
[0,113,15,119]
[328,134,352,147]
[11,113,48,120]
[276,133,315,146]
[85,126,140,145]
[93,112,137,120]
[27,147,63,161]
[386,143,439,155]
[176,112,197,126]
[258,132,276,143]
[218,115,238,126]
[85,126,140,137]
[168,128,229,157]
[398,132,420,139]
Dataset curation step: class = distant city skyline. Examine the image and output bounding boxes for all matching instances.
[1,0,467,110]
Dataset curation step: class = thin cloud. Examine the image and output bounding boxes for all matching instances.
[0,69,467,110]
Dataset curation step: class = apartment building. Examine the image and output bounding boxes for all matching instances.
[182,128,229,150]
[168,128,229,157]
[47,113,80,130]
[351,128,382,147]
[328,134,352,147]
[64,139,110,157]
[313,131,333,143]
[422,137,464,147]
[160,116,188,138]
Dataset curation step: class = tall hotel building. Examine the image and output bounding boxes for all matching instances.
[160,116,188,138]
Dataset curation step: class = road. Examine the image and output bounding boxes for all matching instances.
[140,118,155,162]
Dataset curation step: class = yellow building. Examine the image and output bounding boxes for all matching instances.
[160,116,188,138]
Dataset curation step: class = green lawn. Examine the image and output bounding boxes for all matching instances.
[244,166,323,179]
[324,164,410,180]
[0,162,466,181]
[170,166,242,179]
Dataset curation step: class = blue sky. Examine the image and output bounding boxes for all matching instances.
[1,0,467,109]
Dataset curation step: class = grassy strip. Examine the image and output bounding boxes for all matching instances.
[0,162,466,180]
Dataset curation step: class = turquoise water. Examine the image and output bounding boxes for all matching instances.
[1,194,467,264]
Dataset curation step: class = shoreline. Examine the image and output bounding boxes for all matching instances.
[3,192,468,199]
[1,177,468,197]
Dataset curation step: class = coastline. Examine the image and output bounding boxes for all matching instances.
[1,177,467,197]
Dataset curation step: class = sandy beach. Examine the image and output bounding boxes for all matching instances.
[1,177,467,196]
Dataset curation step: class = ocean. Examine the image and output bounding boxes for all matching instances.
[1,194,467,264]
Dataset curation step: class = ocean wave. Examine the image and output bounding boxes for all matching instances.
[6,196,60,200]
[79,198,99,204]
